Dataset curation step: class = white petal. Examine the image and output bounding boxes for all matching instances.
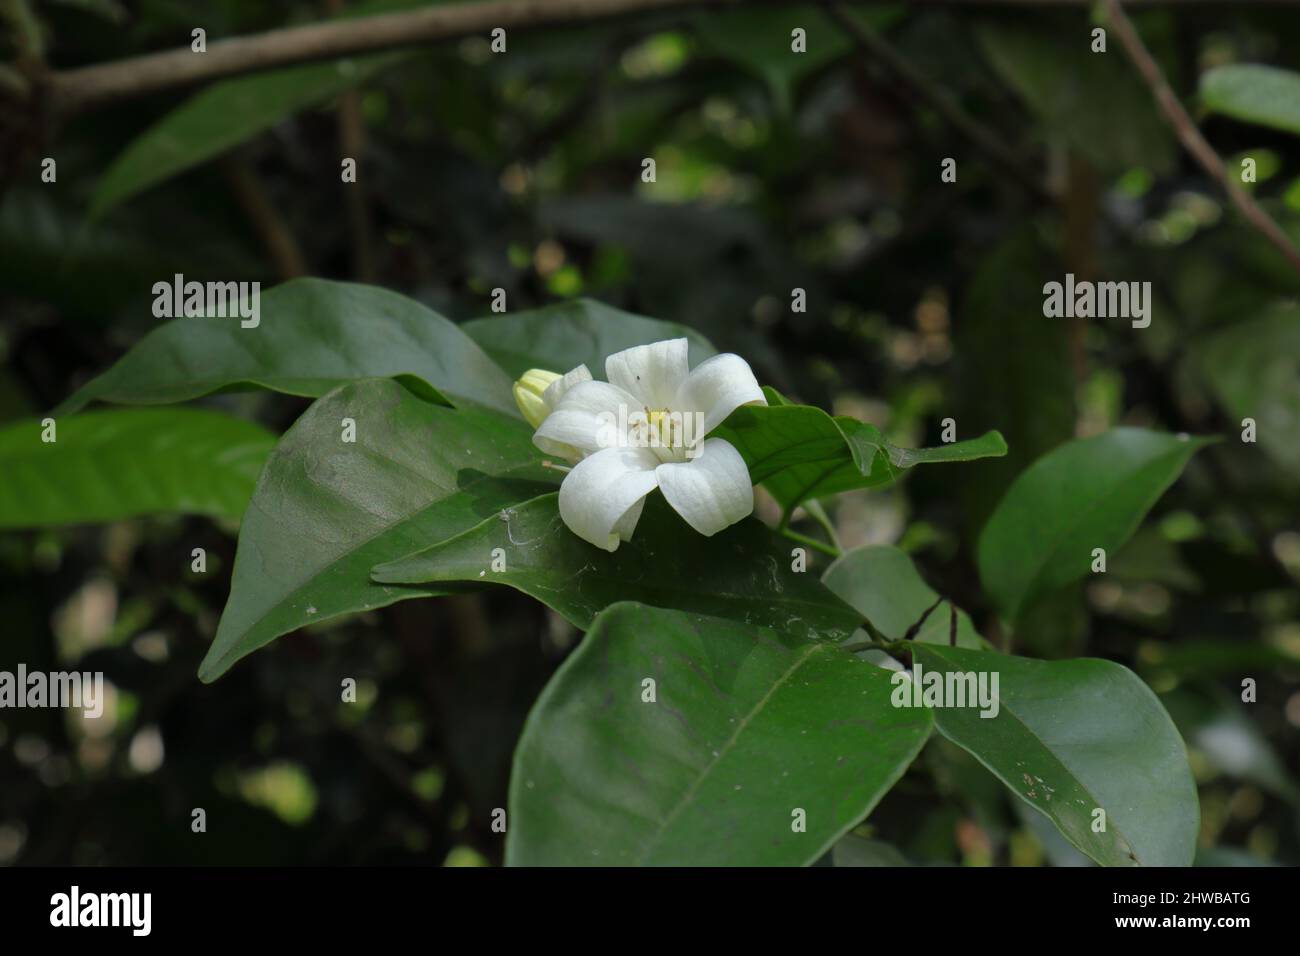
[675,353,766,434]
[558,446,661,551]
[541,364,593,412]
[654,438,753,537]
[534,380,640,461]
[612,496,646,542]
[605,338,689,409]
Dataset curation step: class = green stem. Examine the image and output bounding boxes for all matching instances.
[839,634,907,657]
[839,614,907,659]
[779,527,840,558]
[804,499,842,552]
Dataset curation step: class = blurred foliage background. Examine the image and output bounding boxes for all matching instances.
[1,0,1298,866]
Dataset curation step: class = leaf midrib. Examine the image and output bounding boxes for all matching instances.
[636,642,822,864]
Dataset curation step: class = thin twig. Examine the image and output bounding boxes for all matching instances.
[824,2,1054,201]
[901,595,943,641]
[1101,0,1300,274]
[220,155,309,280]
[327,0,377,281]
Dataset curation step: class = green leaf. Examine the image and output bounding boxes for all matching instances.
[714,387,1007,512]
[694,5,858,113]
[91,55,403,216]
[372,492,863,641]
[0,408,273,527]
[912,644,1198,866]
[198,378,557,682]
[822,545,989,649]
[978,428,1212,620]
[57,278,519,419]
[460,298,717,378]
[976,14,1175,174]
[1202,64,1300,137]
[1188,305,1300,471]
[507,603,933,865]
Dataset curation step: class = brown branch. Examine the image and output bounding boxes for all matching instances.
[1102,0,1300,275]
[38,0,1300,117]
[327,0,376,281]
[45,0,745,116]
[337,93,375,280]
[1061,152,1099,383]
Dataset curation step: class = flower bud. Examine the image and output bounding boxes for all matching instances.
[513,368,562,428]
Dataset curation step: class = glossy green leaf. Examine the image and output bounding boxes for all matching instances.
[714,387,1007,512]
[507,603,933,865]
[913,644,1198,866]
[0,408,273,527]
[198,378,557,682]
[372,492,863,641]
[822,545,989,650]
[978,428,1212,620]
[57,278,519,418]
[460,298,717,378]
[1202,64,1300,137]
[1188,305,1300,471]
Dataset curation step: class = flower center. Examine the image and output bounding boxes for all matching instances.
[647,407,675,442]
[633,406,694,462]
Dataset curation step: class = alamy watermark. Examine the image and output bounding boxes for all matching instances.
[152,273,260,328]
[890,661,1000,718]
[0,664,104,718]
[1042,273,1151,329]
[50,886,151,936]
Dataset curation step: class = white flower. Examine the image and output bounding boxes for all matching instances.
[527,338,767,551]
